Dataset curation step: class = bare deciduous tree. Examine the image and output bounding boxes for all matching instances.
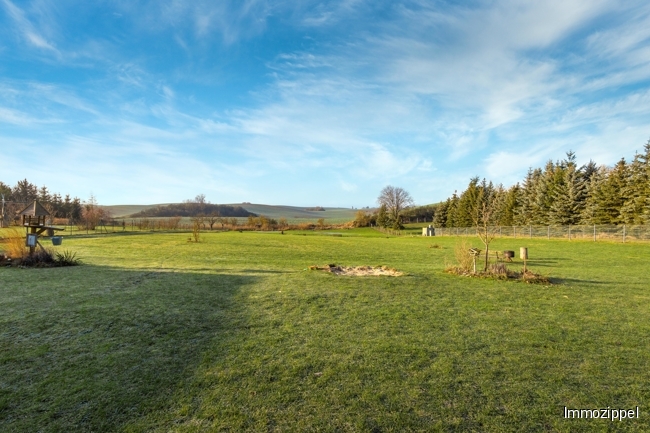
[377,186,414,229]
[190,214,205,242]
[82,194,112,230]
[207,211,221,230]
[473,191,500,272]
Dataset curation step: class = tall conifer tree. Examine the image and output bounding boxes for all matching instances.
[549,152,586,225]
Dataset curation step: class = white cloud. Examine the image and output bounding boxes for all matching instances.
[1,0,59,54]
[0,107,60,126]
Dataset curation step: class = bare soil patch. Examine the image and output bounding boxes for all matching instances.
[309,264,403,276]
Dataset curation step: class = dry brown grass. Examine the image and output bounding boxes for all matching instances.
[0,228,27,259]
[444,238,476,273]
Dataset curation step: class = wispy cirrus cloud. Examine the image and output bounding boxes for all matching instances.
[1,0,59,54]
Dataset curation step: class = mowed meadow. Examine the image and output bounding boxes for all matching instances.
[1,229,649,432]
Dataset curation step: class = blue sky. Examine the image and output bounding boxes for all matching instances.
[1,1,650,206]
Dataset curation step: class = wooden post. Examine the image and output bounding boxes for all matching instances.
[623,224,626,243]
[529,225,532,239]
[593,224,596,242]
[520,247,528,273]
[569,225,571,240]
[547,226,550,239]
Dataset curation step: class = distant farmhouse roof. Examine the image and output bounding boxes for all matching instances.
[18,200,50,217]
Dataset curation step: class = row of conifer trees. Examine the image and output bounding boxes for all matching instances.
[433,141,650,228]
[0,179,84,221]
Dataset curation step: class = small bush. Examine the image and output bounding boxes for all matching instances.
[21,249,56,267]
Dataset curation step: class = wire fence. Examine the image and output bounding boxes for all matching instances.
[431,225,650,243]
[21,217,295,236]
[55,219,213,236]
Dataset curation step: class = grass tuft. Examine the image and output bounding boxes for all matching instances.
[0,228,27,259]
[55,250,83,266]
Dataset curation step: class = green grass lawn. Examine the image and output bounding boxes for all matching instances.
[1,230,649,432]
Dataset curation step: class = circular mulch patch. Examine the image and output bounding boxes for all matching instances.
[309,264,403,276]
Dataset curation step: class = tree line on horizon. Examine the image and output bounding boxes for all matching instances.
[0,179,84,222]
[433,141,650,228]
[129,202,256,219]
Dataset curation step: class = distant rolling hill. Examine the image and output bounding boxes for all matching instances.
[230,204,358,222]
[101,204,169,218]
[102,203,359,223]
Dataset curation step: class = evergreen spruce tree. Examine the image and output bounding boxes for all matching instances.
[549,152,586,225]
[456,177,480,227]
[446,192,459,228]
[497,184,519,226]
[38,185,51,204]
[642,140,650,223]
[581,160,598,182]
[12,179,38,203]
[515,168,540,225]
[531,160,561,224]
[433,199,449,227]
[581,166,606,224]
[620,140,650,224]
[376,204,389,228]
[620,153,647,223]
[586,159,628,224]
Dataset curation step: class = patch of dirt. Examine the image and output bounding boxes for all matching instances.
[309,264,403,276]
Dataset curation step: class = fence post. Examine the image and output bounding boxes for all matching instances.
[569,225,571,240]
[623,224,626,243]
[529,225,532,239]
[514,226,516,238]
[593,224,596,242]
[547,226,550,239]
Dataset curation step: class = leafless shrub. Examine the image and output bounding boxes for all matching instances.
[489,262,509,274]
[190,215,204,242]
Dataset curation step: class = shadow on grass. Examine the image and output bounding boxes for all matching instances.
[526,259,560,264]
[0,265,256,432]
[240,268,292,274]
[551,277,613,285]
